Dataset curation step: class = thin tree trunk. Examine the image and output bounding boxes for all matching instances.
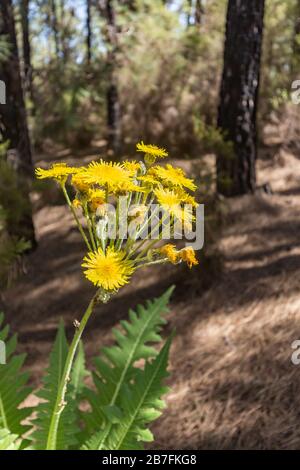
[86,0,92,64]
[60,0,71,64]
[0,0,36,246]
[106,0,121,156]
[20,0,33,101]
[51,0,60,58]
[217,0,265,196]
[195,0,203,27]
[186,0,192,27]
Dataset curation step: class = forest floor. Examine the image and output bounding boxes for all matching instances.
[2,143,300,449]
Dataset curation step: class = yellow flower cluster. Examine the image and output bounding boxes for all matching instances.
[159,245,199,269]
[36,163,79,183]
[82,247,134,291]
[136,141,168,163]
[35,142,199,295]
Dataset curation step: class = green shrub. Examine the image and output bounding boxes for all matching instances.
[0,147,32,287]
[193,117,234,161]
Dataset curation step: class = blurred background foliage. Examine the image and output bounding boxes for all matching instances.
[28,0,226,152]
[0,0,295,156]
[0,142,31,287]
[20,0,298,154]
[0,0,300,287]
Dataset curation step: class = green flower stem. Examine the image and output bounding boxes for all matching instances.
[130,236,155,260]
[134,238,160,261]
[126,202,157,256]
[134,198,156,239]
[91,215,100,249]
[135,258,168,268]
[46,293,98,450]
[113,196,122,249]
[83,203,97,251]
[61,184,92,251]
[131,211,169,260]
[116,193,132,251]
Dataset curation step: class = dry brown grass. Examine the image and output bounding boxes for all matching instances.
[151,149,300,449]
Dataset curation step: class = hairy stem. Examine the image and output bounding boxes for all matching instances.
[46,293,98,450]
[61,184,92,251]
[83,202,97,251]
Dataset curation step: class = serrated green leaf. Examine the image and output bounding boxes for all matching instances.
[102,405,123,424]
[0,428,21,450]
[137,428,153,442]
[71,340,88,398]
[0,313,32,438]
[31,320,80,450]
[82,287,174,444]
[84,335,172,450]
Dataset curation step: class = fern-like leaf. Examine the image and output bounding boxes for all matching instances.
[83,336,172,450]
[71,340,88,399]
[82,287,173,438]
[0,428,22,450]
[70,340,89,449]
[0,313,32,439]
[31,321,80,450]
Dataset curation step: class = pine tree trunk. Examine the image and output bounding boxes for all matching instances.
[60,0,70,64]
[86,0,92,64]
[50,0,60,58]
[195,0,203,27]
[0,0,36,247]
[20,0,34,102]
[106,0,121,156]
[217,0,265,196]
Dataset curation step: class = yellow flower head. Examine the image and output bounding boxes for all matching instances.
[155,187,195,230]
[82,247,135,291]
[114,181,146,195]
[81,160,132,188]
[122,160,141,174]
[173,207,195,233]
[137,175,161,188]
[155,188,186,227]
[152,164,196,191]
[176,189,199,208]
[159,244,179,264]
[35,163,78,182]
[155,187,182,211]
[179,247,198,269]
[136,141,168,161]
[72,172,90,193]
[73,198,82,209]
[181,209,195,232]
[88,189,106,212]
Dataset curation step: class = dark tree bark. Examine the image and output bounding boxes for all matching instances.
[50,0,60,58]
[0,0,36,246]
[20,0,32,96]
[60,0,73,64]
[105,0,121,156]
[217,0,265,196]
[86,0,92,64]
[20,0,35,106]
[195,0,204,27]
